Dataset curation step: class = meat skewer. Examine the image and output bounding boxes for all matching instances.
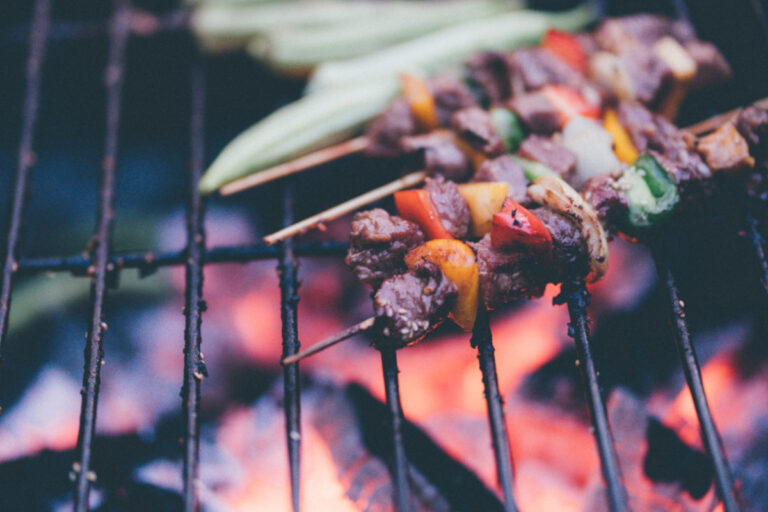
[282,98,768,363]
[219,14,732,197]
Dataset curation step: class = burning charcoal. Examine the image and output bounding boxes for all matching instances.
[373,260,457,347]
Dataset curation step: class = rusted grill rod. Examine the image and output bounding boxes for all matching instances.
[0,0,52,387]
[471,308,518,512]
[181,58,207,512]
[652,237,740,512]
[72,1,130,510]
[559,279,628,512]
[16,242,347,275]
[277,183,302,512]
[746,213,768,295]
[380,347,411,512]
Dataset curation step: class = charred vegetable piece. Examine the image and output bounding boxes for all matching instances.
[509,155,558,182]
[405,239,479,330]
[394,189,454,240]
[541,28,587,72]
[603,108,639,164]
[457,181,509,237]
[491,198,553,259]
[617,152,679,234]
[490,107,526,152]
[400,73,439,130]
[541,84,601,126]
[527,175,608,282]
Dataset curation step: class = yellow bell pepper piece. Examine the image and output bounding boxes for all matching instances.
[457,182,509,237]
[603,109,639,165]
[404,239,479,331]
[400,73,439,130]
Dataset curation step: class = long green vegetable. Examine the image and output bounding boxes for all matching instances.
[248,1,513,72]
[307,4,595,93]
[198,79,399,194]
[198,5,596,194]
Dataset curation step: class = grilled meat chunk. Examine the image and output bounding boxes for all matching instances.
[509,90,561,135]
[374,259,457,346]
[365,98,417,158]
[594,15,693,53]
[472,155,530,204]
[518,135,577,180]
[582,173,629,236]
[684,40,731,91]
[697,122,755,172]
[451,107,506,157]
[346,209,425,288]
[619,48,671,105]
[735,106,768,153]
[429,74,478,127]
[508,48,584,96]
[424,175,471,238]
[534,207,589,282]
[400,132,473,182]
[469,235,545,309]
[465,51,510,107]
[617,101,712,200]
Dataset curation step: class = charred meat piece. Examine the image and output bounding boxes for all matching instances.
[423,175,471,238]
[428,74,479,127]
[465,51,511,107]
[509,90,561,135]
[365,98,417,158]
[617,101,712,200]
[450,107,506,157]
[735,106,768,154]
[472,155,530,205]
[469,234,545,309]
[582,174,629,237]
[507,48,584,96]
[619,48,672,105]
[696,122,755,172]
[346,209,425,288]
[535,206,589,283]
[400,131,473,182]
[374,259,457,347]
[594,15,694,53]
[518,135,577,180]
[684,41,731,91]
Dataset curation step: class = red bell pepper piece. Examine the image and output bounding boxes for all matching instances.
[394,189,453,240]
[542,28,587,73]
[541,84,601,126]
[491,198,553,258]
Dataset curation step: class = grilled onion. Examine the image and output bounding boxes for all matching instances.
[527,175,608,282]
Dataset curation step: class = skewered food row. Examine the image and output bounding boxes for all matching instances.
[347,100,766,348]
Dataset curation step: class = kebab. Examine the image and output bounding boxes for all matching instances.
[222,13,732,198]
[283,97,768,363]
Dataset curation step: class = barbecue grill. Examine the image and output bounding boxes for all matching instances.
[2,0,767,511]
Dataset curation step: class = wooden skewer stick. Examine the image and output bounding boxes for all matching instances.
[220,136,370,196]
[281,317,376,365]
[684,96,768,136]
[263,170,428,245]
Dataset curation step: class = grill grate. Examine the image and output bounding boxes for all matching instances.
[2,0,767,511]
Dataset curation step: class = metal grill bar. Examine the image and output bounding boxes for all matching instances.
[652,237,740,512]
[0,0,51,386]
[181,58,207,512]
[380,347,410,512]
[72,1,130,510]
[16,242,347,275]
[746,213,768,295]
[470,308,518,512]
[559,279,628,512]
[277,183,302,512]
